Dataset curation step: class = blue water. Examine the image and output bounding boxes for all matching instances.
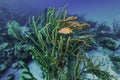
[0,0,120,26]
[0,1,120,80]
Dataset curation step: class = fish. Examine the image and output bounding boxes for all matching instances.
[58,27,73,34]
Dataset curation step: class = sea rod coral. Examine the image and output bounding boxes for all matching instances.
[8,7,115,80]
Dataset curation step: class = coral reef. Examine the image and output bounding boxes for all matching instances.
[20,61,37,80]
[92,21,120,51]
[0,4,120,80]
[113,20,120,38]
[109,54,120,74]
[0,7,29,26]
[98,37,120,50]
[7,6,115,80]
[0,21,31,75]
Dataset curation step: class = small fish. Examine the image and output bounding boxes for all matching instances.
[58,27,73,34]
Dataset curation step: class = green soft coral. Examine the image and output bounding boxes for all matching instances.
[8,6,114,80]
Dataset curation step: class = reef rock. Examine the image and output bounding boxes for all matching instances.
[0,64,7,75]
[88,47,120,79]
[80,73,99,80]
[7,74,14,80]
[98,37,120,50]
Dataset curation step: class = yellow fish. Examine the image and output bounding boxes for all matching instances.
[58,27,73,34]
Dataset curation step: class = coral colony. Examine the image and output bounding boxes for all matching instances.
[0,6,120,80]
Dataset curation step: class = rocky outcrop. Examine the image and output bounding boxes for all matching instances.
[97,37,120,50]
[0,64,7,75]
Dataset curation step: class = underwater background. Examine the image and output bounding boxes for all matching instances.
[0,0,120,80]
[1,0,120,25]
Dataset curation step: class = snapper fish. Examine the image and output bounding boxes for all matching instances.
[58,27,73,34]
